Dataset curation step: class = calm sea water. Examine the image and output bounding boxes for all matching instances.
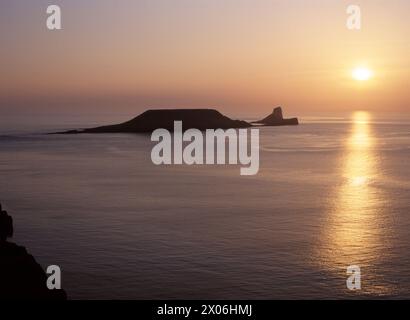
[0,113,409,299]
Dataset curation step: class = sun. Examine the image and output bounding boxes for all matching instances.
[352,67,373,81]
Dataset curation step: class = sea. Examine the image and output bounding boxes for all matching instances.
[0,112,409,299]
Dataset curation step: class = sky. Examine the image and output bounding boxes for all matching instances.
[0,0,409,117]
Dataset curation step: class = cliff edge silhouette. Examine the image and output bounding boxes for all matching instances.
[0,202,67,300]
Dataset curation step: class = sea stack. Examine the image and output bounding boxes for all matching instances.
[254,107,299,126]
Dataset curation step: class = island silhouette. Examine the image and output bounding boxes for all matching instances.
[55,107,298,134]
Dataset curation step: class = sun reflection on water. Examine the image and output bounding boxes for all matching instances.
[317,111,392,295]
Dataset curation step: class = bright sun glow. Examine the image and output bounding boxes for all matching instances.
[352,67,373,81]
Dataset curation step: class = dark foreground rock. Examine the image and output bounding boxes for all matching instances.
[253,107,299,126]
[57,109,251,134]
[0,203,67,300]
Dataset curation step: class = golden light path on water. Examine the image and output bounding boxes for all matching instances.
[317,111,393,295]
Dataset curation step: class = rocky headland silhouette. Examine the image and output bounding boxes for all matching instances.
[253,107,299,126]
[55,107,298,134]
[0,202,67,300]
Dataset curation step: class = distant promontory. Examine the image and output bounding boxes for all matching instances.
[55,107,298,134]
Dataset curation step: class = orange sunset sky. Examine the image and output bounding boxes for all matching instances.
[0,0,409,117]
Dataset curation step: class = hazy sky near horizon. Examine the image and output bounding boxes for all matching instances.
[0,0,409,117]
